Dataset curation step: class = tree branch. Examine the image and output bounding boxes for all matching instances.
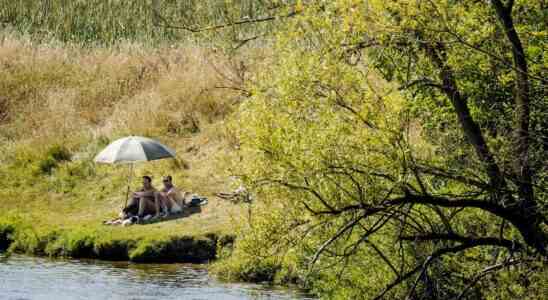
[374,241,519,300]
[491,0,535,212]
[309,214,366,267]
[454,258,524,300]
[152,3,297,33]
[400,233,521,251]
[422,39,506,194]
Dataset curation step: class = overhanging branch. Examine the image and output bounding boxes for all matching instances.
[400,233,522,251]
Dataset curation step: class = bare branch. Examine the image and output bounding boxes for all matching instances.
[374,241,518,300]
[398,77,444,91]
[309,213,366,267]
[152,2,298,33]
[400,233,522,251]
[454,258,524,300]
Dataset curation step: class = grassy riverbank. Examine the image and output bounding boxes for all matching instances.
[0,33,245,262]
[3,2,547,299]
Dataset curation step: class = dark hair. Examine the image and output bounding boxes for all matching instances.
[143,175,152,182]
[163,175,172,182]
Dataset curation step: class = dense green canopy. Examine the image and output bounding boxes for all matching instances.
[213,0,547,299]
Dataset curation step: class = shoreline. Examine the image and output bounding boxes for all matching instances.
[0,221,234,264]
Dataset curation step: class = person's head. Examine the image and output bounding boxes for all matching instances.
[142,176,152,188]
[162,175,173,188]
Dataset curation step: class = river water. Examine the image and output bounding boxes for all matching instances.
[0,254,314,300]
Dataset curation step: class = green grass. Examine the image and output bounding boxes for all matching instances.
[0,133,242,261]
[0,124,244,257]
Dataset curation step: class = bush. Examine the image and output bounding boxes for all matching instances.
[46,145,71,162]
[38,157,57,175]
[212,254,282,283]
[34,145,71,175]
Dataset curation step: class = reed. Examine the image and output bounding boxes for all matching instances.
[1,0,181,45]
[0,0,274,46]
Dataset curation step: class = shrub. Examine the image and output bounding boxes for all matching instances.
[212,254,281,283]
[34,145,71,175]
[37,157,57,175]
[46,145,71,162]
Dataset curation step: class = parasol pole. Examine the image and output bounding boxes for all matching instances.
[123,163,134,209]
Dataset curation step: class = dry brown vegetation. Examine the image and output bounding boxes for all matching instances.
[0,33,243,140]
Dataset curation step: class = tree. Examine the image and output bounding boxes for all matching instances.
[171,0,547,298]
[359,0,547,255]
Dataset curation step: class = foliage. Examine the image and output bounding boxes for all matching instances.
[215,0,548,299]
[212,201,303,284]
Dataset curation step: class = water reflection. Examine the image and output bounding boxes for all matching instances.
[0,253,314,300]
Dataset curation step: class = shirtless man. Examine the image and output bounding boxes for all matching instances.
[155,175,184,216]
[123,175,158,218]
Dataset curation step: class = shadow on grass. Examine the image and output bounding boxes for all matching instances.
[139,205,203,225]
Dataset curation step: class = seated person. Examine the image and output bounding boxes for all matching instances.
[155,175,184,216]
[122,175,158,218]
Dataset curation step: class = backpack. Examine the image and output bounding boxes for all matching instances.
[188,196,208,207]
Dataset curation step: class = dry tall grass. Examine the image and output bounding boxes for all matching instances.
[0,33,242,143]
